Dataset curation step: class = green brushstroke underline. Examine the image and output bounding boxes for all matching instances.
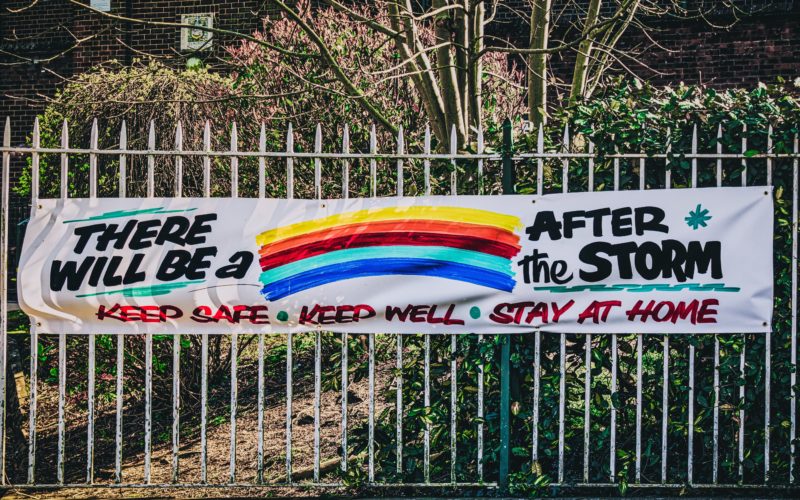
[76,280,204,298]
[534,283,740,293]
[64,207,196,224]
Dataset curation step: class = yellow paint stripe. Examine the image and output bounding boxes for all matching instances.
[256,206,522,246]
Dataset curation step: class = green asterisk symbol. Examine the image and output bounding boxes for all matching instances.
[685,204,712,230]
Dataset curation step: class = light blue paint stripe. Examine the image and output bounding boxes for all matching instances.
[260,245,514,284]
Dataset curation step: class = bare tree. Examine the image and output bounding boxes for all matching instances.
[3,0,763,141]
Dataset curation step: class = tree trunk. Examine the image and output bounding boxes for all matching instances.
[455,0,470,140]
[433,0,466,148]
[390,0,450,146]
[585,0,641,97]
[568,0,602,105]
[527,0,551,126]
[468,0,484,133]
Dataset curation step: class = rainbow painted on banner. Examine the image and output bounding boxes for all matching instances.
[255,206,523,301]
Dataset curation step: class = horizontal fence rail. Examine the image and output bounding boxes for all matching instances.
[0,117,798,494]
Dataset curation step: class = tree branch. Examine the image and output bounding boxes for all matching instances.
[272,0,397,134]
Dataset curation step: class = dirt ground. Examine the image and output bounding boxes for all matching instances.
[1,335,399,499]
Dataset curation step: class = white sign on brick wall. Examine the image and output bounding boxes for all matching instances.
[180,13,214,51]
[90,0,111,12]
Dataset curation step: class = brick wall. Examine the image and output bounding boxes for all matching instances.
[493,1,799,91]
[0,0,269,182]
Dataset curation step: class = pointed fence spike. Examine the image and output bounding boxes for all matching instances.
[665,127,672,189]
[562,124,569,193]
[588,139,595,192]
[61,120,70,199]
[147,120,156,198]
[741,123,748,187]
[639,124,647,191]
[31,117,40,206]
[396,124,405,197]
[314,123,322,200]
[424,124,432,196]
[286,123,294,199]
[477,124,484,195]
[119,121,127,198]
[230,122,238,198]
[32,117,40,145]
[175,121,183,145]
[175,121,183,198]
[450,124,457,195]
[536,124,544,196]
[89,118,98,198]
[716,123,723,187]
[90,118,97,147]
[691,123,698,188]
[203,121,211,198]
[369,124,377,198]
[259,123,266,199]
[767,123,773,186]
[342,124,350,199]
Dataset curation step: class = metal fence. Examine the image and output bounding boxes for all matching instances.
[0,116,799,494]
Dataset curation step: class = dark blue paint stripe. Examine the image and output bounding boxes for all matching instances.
[260,257,516,301]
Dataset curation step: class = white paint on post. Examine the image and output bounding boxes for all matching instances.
[368,333,375,482]
[314,331,321,482]
[450,334,457,484]
[662,336,669,483]
[144,332,152,484]
[713,124,722,484]
[790,132,798,483]
[172,121,183,484]
[610,334,618,482]
[27,118,40,485]
[341,332,349,473]
[86,118,98,484]
[257,333,265,483]
[230,332,238,483]
[286,332,293,482]
[636,334,643,483]
[0,117,10,483]
[114,120,126,484]
[583,333,592,483]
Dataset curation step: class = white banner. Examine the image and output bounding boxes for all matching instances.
[19,187,773,334]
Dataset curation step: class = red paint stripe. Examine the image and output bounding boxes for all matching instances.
[258,232,521,271]
[258,219,519,257]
